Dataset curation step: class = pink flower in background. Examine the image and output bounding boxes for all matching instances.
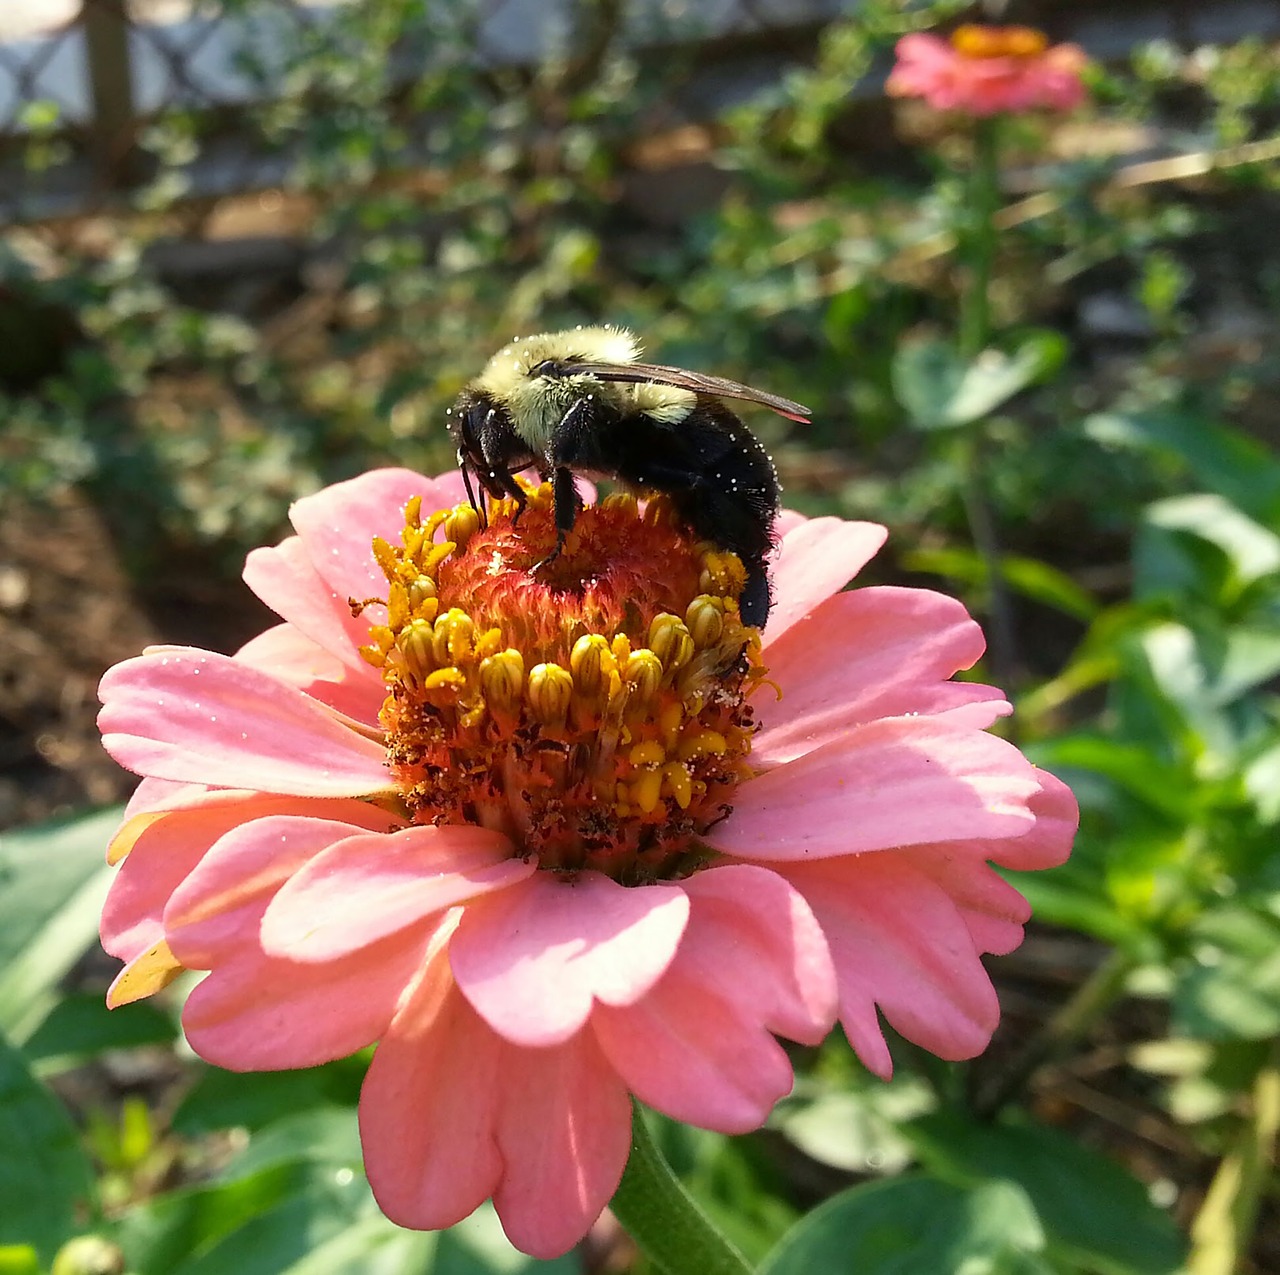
[888,24,1088,117]
[97,467,1076,1258]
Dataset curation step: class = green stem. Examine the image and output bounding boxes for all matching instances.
[1187,1043,1280,1275]
[959,119,1000,360]
[609,1101,754,1275]
[956,117,1017,689]
[971,947,1136,1120]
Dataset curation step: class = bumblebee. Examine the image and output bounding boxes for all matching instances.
[446,326,809,626]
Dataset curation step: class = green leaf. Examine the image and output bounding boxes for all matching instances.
[773,1071,933,1175]
[1084,409,1280,525]
[1174,907,1280,1041]
[1243,741,1280,824]
[1034,736,1193,821]
[0,808,120,1041]
[903,546,1099,621]
[115,1159,325,1274]
[894,332,1066,431]
[0,1246,41,1275]
[168,1175,378,1275]
[174,1059,366,1135]
[760,1176,1049,1275]
[906,1113,1184,1274]
[1143,494,1280,590]
[0,1037,94,1261]
[219,1109,363,1182]
[25,992,177,1064]
[432,1206,580,1273]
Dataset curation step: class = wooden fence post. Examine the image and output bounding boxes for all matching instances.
[81,0,136,187]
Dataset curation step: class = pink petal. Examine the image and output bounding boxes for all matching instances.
[234,623,383,724]
[774,508,809,536]
[901,849,1032,956]
[756,587,1008,765]
[182,925,432,1071]
[103,794,382,959]
[451,872,690,1047]
[289,468,459,610]
[593,865,837,1133]
[762,518,887,647]
[120,776,203,822]
[492,1028,632,1259]
[707,718,1039,861]
[98,647,392,796]
[243,536,383,673]
[784,854,1001,1075]
[990,769,1078,870]
[595,978,794,1135]
[362,919,505,1232]
[676,865,837,1041]
[882,771,1076,957]
[428,467,470,508]
[163,810,397,967]
[260,825,532,962]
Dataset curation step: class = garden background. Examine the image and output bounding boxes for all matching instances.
[2,0,1280,1271]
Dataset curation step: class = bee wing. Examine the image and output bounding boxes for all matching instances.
[569,360,812,423]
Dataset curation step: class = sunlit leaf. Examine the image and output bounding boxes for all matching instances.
[1174,907,1280,1041]
[894,332,1066,431]
[773,1072,933,1175]
[0,809,120,1040]
[1084,410,1280,525]
[906,1113,1184,1274]
[903,546,1099,620]
[761,1175,1049,1275]
[0,1245,40,1275]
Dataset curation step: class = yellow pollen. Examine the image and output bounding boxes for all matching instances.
[662,762,693,810]
[950,23,1049,59]
[629,741,667,768]
[424,667,466,692]
[372,485,767,879]
[630,767,664,814]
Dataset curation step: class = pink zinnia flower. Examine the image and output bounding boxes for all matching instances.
[887,24,1088,117]
[97,468,1076,1258]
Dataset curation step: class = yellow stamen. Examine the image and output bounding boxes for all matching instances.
[480,649,525,712]
[951,23,1049,59]
[571,634,616,701]
[648,614,694,674]
[528,662,574,725]
[373,489,764,877]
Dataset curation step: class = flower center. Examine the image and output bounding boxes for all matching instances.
[949,24,1048,60]
[359,484,766,880]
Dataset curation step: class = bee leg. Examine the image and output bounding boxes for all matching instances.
[738,567,772,628]
[493,469,528,524]
[458,451,488,529]
[532,466,580,570]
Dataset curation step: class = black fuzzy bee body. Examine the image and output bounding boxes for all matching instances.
[447,327,808,627]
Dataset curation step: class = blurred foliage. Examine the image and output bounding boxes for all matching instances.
[4,0,1280,1270]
